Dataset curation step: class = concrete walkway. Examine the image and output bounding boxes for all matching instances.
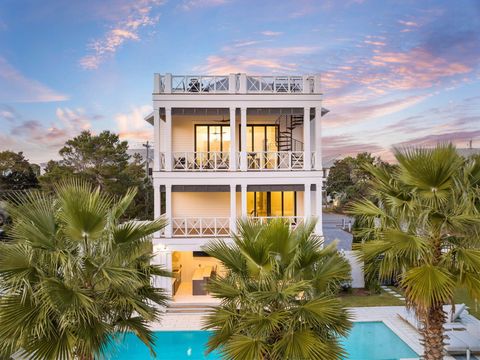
[323,212,353,250]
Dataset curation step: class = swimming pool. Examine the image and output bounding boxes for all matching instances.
[108,321,417,359]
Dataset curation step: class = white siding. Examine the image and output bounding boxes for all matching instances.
[172,192,230,217]
[171,114,304,153]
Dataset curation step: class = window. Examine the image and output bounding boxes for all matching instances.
[195,125,231,153]
[247,191,297,217]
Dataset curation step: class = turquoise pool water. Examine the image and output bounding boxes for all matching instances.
[108,322,417,360]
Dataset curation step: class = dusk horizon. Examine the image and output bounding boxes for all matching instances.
[1,0,479,164]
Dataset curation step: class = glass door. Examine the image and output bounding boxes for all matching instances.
[247,191,296,217]
[244,125,278,169]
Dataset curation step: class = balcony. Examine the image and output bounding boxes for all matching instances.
[159,151,318,171]
[154,73,322,94]
[169,216,305,238]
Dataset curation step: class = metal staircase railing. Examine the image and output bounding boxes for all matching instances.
[275,115,304,152]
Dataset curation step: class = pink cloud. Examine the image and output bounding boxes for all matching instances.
[79,0,163,70]
[115,105,153,142]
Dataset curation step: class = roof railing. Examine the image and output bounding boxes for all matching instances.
[154,73,321,94]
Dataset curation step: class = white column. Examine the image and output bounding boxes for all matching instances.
[304,183,311,219]
[314,106,322,171]
[165,184,172,238]
[153,108,161,171]
[241,184,247,217]
[303,107,311,170]
[315,183,323,237]
[230,184,237,233]
[165,107,172,171]
[229,107,237,171]
[154,180,161,219]
[240,107,247,171]
[153,249,172,296]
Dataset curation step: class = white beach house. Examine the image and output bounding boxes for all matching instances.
[146,73,328,300]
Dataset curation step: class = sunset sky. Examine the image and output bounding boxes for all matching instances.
[1,0,479,164]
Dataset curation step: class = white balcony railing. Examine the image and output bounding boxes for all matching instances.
[156,151,320,171]
[164,216,305,237]
[242,151,305,170]
[172,152,230,171]
[154,73,321,94]
[172,217,230,237]
[251,216,305,230]
[171,75,230,93]
[246,76,304,93]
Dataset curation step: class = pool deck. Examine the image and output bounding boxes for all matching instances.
[151,305,480,360]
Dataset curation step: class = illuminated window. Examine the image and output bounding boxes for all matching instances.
[247,191,297,217]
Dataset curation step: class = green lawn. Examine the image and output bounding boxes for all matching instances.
[339,288,404,307]
[386,286,480,319]
[453,288,480,319]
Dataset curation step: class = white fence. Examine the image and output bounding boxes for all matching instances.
[155,73,321,94]
[172,217,230,237]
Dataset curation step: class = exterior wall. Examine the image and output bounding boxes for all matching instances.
[344,251,365,288]
[171,114,303,153]
[172,251,223,282]
[172,192,230,217]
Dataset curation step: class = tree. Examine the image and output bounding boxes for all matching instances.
[349,144,480,360]
[203,219,352,360]
[325,153,391,211]
[0,180,169,360]
[40,131,153,220]
[0,151,39,198]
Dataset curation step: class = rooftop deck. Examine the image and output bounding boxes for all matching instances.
[154,73,322,94]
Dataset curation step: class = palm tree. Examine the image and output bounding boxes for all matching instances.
[0,180,169,360]
[202,218,352,360]
[349,144,480,360]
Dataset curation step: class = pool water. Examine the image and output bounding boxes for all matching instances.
[107,322,417,360]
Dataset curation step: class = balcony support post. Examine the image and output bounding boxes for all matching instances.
[314,106,322,171]
[315,183,323,237]
[240,107,247,171]
[304,183,311,219]
[165,107,172,171]
[303,107,311,170]
[165,184,172,238]
[153,107,161,171]
[230,184,237,233]
[230,107,237,171]
[241,184,247,217]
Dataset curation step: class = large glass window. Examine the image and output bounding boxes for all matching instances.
[195,125,231,152]
[247,191,296,217]
[243,125,278,152]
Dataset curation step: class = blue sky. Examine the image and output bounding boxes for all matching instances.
[1,0,479,163]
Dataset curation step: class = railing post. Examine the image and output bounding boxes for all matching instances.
[164,73,172,93]
[303,107,311,170]
[239,73,247,93]
[154,73,161,93]
[314,74,321,94]
[302,75,309,94]
[229,74,236,94]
